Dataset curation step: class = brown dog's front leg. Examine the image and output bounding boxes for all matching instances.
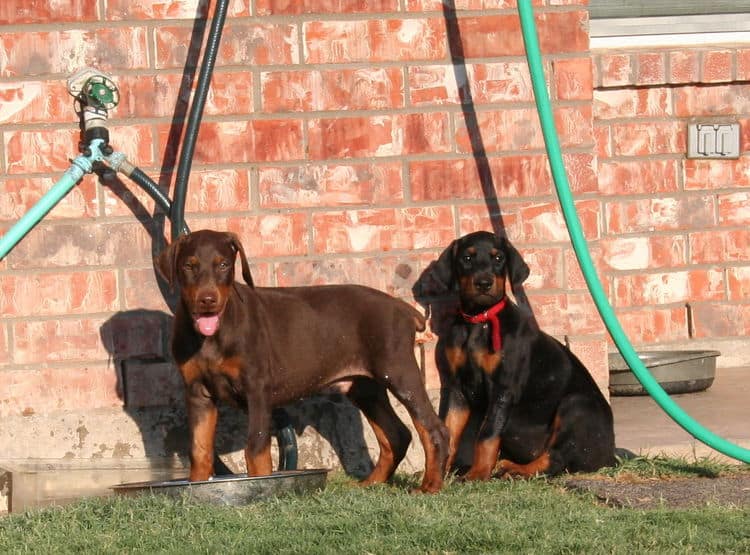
[186,383,218,482]
[245,395,274,476]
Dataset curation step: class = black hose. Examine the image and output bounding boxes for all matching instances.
[129,167,190,235]
[170,0,230,240]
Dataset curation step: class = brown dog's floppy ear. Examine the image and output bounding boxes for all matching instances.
[502,237,530,293]
[412,239,458,308]
[155,237,182,291]
[228,233,254,288]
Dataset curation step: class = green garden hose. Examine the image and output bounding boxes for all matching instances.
[517,0,750,463]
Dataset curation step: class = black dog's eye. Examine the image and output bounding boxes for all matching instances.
[494,254,503,263]
[461,254,473,263]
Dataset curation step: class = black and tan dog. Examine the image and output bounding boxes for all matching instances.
[156,229,448,492]
[414,231,616,480]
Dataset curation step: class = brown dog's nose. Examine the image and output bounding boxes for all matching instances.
[197,290,219,311]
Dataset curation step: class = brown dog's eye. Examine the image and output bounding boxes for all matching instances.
[218,261,229,271]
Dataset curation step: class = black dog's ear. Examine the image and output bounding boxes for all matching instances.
[412,239,458,308]
[502,237,530,293]
[155,236,184,291]
[228,232,254,288]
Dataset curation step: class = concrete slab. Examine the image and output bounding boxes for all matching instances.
[612,366,750,464]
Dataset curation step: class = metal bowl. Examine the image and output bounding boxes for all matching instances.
[609,350,720,396]
[112,469,329,506]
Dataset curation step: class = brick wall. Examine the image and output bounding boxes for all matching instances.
[593,46,750,365]
[0,0,607,428]
[3,0,747,444]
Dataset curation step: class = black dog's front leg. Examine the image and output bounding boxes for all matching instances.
[462,387,512,481]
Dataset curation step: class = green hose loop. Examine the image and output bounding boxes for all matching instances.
[517,0,749,463]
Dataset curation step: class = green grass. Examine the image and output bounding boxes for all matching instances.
[1,458,749,554]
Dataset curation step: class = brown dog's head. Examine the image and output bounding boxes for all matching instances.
[414,231,529,312]
[156,230,254,337]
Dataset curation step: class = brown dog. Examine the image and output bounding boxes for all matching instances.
[414,231,616,480]
[156,229,448,492]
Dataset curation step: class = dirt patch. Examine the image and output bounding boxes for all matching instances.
[565,473,750,509]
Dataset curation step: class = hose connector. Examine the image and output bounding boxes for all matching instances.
[67,67,120,156]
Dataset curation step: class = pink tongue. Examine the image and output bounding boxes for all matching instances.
[195,314,220,336]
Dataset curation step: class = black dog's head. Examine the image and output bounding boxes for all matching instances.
[156,230,253,336]
[413,231,530,313]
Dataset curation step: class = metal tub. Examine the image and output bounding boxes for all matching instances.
[608,350,720,396]
[112,469,329,506]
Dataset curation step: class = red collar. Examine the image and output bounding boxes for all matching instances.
[460,297,507,353]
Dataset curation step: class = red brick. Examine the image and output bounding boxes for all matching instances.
[738,49,750,81]
[674,84,750,117]
[456,204,518,237]
[259,163,403,208]
[257,0,398,15]
[6,222,154,270]
[4,128,83,174]
[185,169,251,213]
[598,160,679,196]
[594,125,612,158]
[669,50,700,84]
[554,105,594,147]
[0,28,149,77]
[516,200,600,243]
[5,125,153,175]
[122,268,172,312]
[409,156,552,201]
[0,0,98,24]
[718,192,750,225]
[553,57,593,101]
[457,108,544,153]
[727,267,750,301]
[227,213,309,257]
[684,158,750,190]
[276,252,435,300]
[12,318,110,364]
[600,236,687,271]
[409,62,533,106]
[457,12,588,58]
[0,271,118,317]
[600,53,633,87]
[0,364,120,417]
[105,0,213,19]
[311,207,455,254]
[308,113,450,159]
[564,245,607,291]
[566,337,609,394]
[609,121,685,156]
[635,52,666,85]
[0,326,9,364]
[158,120,304,164]
[613,269,724,307]
[527,292,602,337]
[690,303,750,338]
[521,247,564,290]
[689,230,750,264]
[155,23,298,69]
[0,81,71,125]
[304,19,447,64]
[605,196,715,234]
[616,308,688,343]
[702,50,733,83]
[0,177,97,221]
[261,68,404,112]
[406,0,525,10]
[593,88,672,120]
